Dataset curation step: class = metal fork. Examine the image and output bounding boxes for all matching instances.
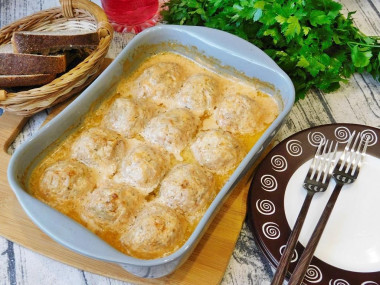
[271,139,337,285]
[288,131,369,285]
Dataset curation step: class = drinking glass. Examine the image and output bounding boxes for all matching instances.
[101,0,160,33]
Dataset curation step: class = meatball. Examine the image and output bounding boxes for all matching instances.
[141,108,200,160]
[39,160,95,208]
[120,203,187,259]
[79,184,145,232]
[157,163,215,222]
[255,95,279,126]
[102,98,155,138]
[114,143,169,195]
[215,94,264,134]
[71,128,126,178]
[175,74,219,115]
[132,62,183,106]
[190,129,242,173]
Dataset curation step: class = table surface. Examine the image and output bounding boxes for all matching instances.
[1,0,379,284]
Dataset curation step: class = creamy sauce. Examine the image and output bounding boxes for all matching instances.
[28,52,279,259]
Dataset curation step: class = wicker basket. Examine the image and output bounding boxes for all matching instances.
[0,0,113,116]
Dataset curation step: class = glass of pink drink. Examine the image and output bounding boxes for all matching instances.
[101,0,160,33]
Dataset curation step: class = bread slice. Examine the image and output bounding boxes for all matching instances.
[0,89,7,101]
[12,30,99,54]
[0,44,66,75]
[0,74,56,88]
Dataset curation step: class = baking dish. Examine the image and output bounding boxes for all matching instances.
[8,25,295,278]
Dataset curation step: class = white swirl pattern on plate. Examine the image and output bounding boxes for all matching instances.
[334,127,352,143]
[361,129,378,146]
[271,155,287,172]
[262,222,280,239]
[286,139,303,156]
[329,279,350,285]
[308,131,326,147]
[279,245,298,262]
[256,199,275,215]
[304,265,323,283]
[361,282,379,285]
[260,174,278,192]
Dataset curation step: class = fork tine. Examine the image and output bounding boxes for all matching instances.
[321,141,338,184]
[338,131,356,171]
[322,141,333,182]
[330,142,339,171]
[309,140,324,180]
[316,139,330,182]
[350,133,369,176]
[351,133,363,167]
[361,135,369,158]
[344,132,361,173]
[315,139,329,182]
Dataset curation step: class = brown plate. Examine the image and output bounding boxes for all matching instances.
[248,124,380,284]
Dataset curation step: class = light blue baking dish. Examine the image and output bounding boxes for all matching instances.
[8,25,295,278]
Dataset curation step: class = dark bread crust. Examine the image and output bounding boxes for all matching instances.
[0,74,56,88]
[12,30,99,54]
[0,45,66,75]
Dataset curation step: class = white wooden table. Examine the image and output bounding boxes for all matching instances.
[1,0,379,284]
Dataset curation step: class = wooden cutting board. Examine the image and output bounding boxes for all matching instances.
[0,70,256,284]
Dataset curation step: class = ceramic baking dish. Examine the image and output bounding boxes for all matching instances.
[8,25,295,278]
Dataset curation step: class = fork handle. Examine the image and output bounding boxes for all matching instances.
[271,191,314,285]
[288,184,343,285]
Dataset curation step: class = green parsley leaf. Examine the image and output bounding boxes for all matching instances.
[351,45,373,68]
[163,0,380,101]
[310,10,330,26]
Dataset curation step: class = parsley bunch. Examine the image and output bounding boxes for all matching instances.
[162,0,380,100]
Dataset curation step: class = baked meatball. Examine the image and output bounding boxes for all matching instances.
[190,129,242,173]
[132,62,183,106]
[38,160,95,208]
[102,98,155,138]
[175,74,219,115]
[255,95,279,126]
[120,203,187,259]
[157,163,215,222]
[71,128,126,178]
[216,94,276,134]
[79,184,145,232]
[141,108,200,160]
[114,142,169,195]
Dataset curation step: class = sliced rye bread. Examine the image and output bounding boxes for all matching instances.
[0,74,56,88]
[0,44,66,75]
[12,30,99,54]
[0,90,6,100]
